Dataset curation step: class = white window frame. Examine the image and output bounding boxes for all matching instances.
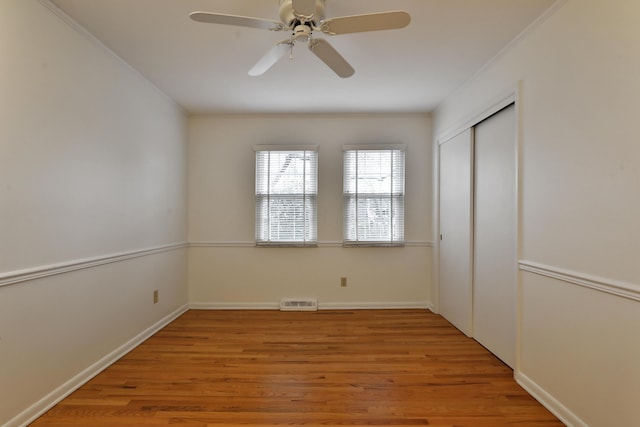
[254,145,318,247]
[343,144,406,247]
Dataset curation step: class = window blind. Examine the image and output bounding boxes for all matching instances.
[255,148,318,245]
[343,147,405,245]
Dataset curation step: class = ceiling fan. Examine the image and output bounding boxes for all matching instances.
[190,0,411,78]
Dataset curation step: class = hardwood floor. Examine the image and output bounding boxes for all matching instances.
[31,310,563,426]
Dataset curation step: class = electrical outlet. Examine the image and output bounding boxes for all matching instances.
[341,277,347,287]
[153,290,159,304]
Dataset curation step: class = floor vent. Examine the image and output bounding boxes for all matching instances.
[279,298,318,311]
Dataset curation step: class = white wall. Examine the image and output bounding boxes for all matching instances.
[0,1,189,425]
[189,114,432,308]
[434,1,640,425]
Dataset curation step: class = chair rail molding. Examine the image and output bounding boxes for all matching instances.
[519,260,640,303]
[189,241,434,248]
[0,243,188,288]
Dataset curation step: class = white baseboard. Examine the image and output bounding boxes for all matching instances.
[6,304,189,427]
[190,301,434,311]
[515,371,587,427]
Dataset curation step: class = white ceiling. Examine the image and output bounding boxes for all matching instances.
[48,0,556,114]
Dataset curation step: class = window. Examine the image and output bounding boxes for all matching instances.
[343,145,405,246]
[255,146,318,246]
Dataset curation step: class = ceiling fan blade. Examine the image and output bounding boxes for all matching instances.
[321,11,410,35]
[190,11,284,31]
[292,0,316,19]
[249,41,291,76]
[308,38,354,78]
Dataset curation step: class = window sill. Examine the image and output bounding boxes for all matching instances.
[342,242,405,248]
[255,243,318,248]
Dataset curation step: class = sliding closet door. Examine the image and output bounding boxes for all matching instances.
[438,129,473,336]
[473,104,517,368]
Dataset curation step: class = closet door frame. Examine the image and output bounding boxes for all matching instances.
[434,83,522,370]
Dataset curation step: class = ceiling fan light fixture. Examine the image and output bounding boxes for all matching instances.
[279,0,326,26]
[292,24,312,43]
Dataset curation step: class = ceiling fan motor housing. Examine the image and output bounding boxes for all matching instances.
[279,0,326,26]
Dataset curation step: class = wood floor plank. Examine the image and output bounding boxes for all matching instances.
[31,310,563,426]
